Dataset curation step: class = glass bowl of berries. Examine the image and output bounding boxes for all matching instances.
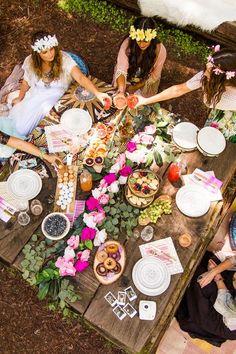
[127,170,161,198]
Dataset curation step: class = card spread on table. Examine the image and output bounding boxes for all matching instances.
[139,237,183,275]
[190,168,223,194]
[45,125,79,153]
[0,195,17,222]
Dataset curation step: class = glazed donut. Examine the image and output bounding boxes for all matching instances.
[108,251,121,262]
[96,263,108,276]
[111,262,121,274]
[104,257,117,270]
[106,243,118,254]
[96,250,108,263]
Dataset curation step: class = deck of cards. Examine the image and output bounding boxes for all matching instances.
[104,286,137,320]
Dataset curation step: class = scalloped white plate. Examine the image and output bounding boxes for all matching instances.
[61,108,92,136]
[172,122,198,150]
[7,169,42,200]
[176,185,211,217]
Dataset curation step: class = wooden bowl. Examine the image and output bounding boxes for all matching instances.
[93,241,126,285]
[125,186,154,209]
[128,169,160,198]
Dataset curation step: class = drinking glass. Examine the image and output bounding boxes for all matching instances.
[30,199,43,216]
[167,160,188,184]
[17,200,30,226]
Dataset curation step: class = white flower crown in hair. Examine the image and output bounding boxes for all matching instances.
[207,45,236,80]
[129,25,157,42]
[31,35,58,53]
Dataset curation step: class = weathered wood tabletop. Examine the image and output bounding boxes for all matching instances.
[1,77,236,353]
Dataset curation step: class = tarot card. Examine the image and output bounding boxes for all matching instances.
[117,291,126,306]
[104,292,117,307]
[125,286,137,301]
[124,303,137,318]
[113,305,127,320]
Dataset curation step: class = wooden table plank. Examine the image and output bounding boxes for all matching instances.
[84,143,236,353]
[0,179,56,265]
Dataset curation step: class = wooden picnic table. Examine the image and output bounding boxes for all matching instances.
[0,78,236,353]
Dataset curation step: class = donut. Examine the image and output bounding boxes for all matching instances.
[106,243,118,254]
[111,262,121,274]
[104,257,117,270]
[96,263,108,276]
[96,250,108,263]
[108,251,121,262]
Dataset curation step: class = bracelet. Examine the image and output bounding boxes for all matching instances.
[39,150,46,160]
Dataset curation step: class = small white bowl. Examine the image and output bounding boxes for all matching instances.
[41,212,70,240]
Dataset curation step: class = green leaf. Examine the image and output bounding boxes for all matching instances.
[31,234,38,242]
[22,270,29,279]
[145,152,153,168]
[112,218,119,225]
[154,149,163,167]
[110,207,117,215]
[109,198,115,205]
[38,282,50,300]
[85,239,93,250]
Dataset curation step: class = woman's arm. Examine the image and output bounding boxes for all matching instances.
[135,82,193,107]
[7,136,62,165]
[71,66,111,106]
[12,79,30,105]
[198,258,234,288]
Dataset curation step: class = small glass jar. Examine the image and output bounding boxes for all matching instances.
[80,169,92,192]
[30,199,43,216]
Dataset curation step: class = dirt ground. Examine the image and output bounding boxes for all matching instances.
[0,1,210,353]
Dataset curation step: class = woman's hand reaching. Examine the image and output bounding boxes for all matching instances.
[134,95,149,108]
[96,92,112,108]
[44,154,63,167]
[197,259,219,288]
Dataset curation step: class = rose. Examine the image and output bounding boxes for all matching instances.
[108,181,119,193]
[125,150,147,164]
[55,257,76,277]
[74,259,89,272]
[81,227,96,241]
[98,193,110,205]
[92,210,105,224]
[210,122,219,129]
[94,229,107,247]
[83,213,96,228]
[119,165,133,177]
[86,196,100,211]
[77,249,90,262]
[103,173,117,186]
[64,246,75,260]
[127,141,137,152]
[67,235,80,249]
[138,132,154,145]
[144,124,156,135]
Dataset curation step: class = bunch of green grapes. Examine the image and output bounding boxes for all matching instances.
[140,199,172,224]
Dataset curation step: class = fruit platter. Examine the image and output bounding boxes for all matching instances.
[125,186,154,208]
[128,170,160,198]
[93,240,126,285]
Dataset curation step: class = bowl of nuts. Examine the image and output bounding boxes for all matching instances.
[41,212,70,240]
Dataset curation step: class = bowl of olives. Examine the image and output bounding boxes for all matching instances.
[41,212,70,240]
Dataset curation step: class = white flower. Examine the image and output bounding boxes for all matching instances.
[92,188,102,199]
[64,247,75,261]
[110,162,121,174]
[83,213,96,228]
[118,175,128,185]
[94,229,107,247]
[108,181,120,193]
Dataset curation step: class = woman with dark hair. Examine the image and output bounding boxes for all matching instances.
[135,48,236,142]
[1,31,111,137]
[113,17,167,99]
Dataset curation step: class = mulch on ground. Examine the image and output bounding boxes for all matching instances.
[0,0,211,353]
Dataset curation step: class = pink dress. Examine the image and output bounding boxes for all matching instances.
[113,38,167,97]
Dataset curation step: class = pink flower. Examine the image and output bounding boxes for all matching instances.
[77,249,90,262]
[67,235,80,249]
[116,153,126,168]
[138,132,154,145]
[118,175,128,185]
[214,44,220,52]
[127,141,137,152]
[126,150,147,164]
[86,196,100,211]
[120,165,133,177]
[144,124,156,135]
[94,229,107,247]
[74,259,89,272]
[99,179,108,189]
[92,210,105,224]
[132,134,142,144]
[83,213,96,228]
[55,257,76,277]
[103,173,117,186]
[108,181,119,193]
[210,122,219,129]
[98,193,110,205]
[81,227,96,241]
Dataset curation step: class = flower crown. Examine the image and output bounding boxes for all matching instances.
[207,45,236,80]
[129,25,157,42]
[31,35,58,53]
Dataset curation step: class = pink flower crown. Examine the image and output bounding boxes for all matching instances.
[207,45,236,80]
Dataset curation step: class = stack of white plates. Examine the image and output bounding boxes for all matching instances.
[172,122,199,151]
[176,185,211,217]
[132,257,171,296]
[197,127,226,156]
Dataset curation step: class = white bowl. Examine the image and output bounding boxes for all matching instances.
[41,212,70,240]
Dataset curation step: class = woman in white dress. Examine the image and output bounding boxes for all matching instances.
[1,31,111,137]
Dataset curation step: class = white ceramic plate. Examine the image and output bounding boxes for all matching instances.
[196,143,216,157]
[132,257,171,296]
[197,127,226,155]
[7,169,42,200]
[41,212,70,240]
[172,122,198,150]
[176,185,211,217]
[61,108,92,136]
